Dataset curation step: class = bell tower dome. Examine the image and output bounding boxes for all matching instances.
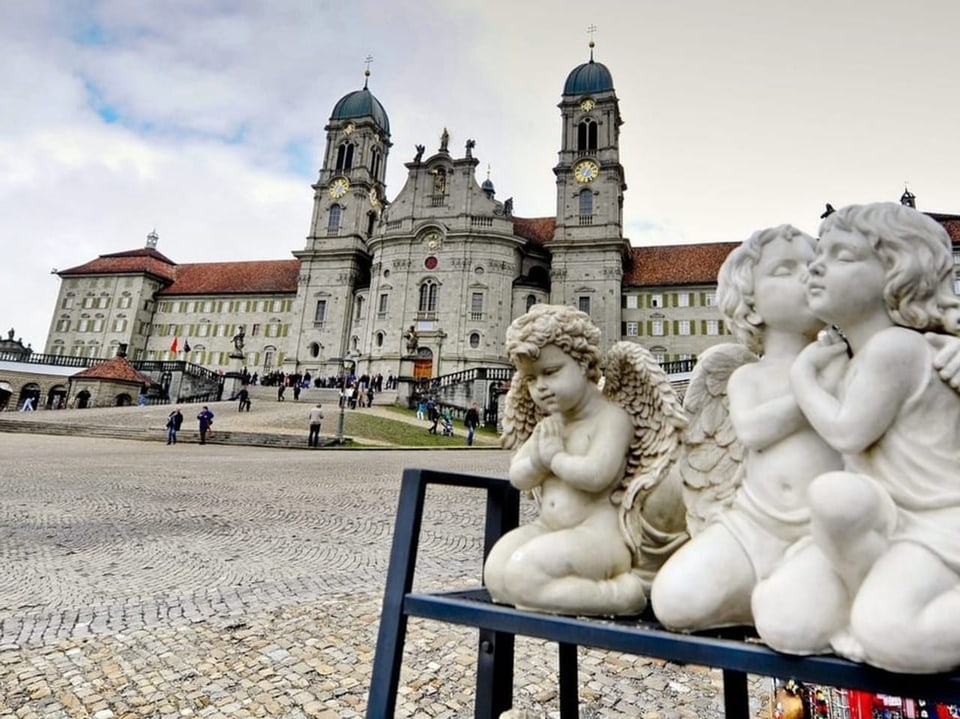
[549,39,629,346]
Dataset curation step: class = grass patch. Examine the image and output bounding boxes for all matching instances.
[382,404,500,440]
[337,409,469,447]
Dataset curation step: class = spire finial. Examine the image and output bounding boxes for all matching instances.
[363,54,373,88]
[146,229,159,249]
[486,163,491,181]
[587,25,597,61]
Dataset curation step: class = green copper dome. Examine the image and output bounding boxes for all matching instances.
[563,59,614,96]
[331,87,390,135]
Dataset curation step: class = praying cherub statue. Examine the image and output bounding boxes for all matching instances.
[483,304,688,616]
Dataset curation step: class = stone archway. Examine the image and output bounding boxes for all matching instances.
[0,381,11,411]
[47,384,67,410]
[17,382,40,411]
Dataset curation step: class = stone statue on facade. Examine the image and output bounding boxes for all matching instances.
[403,325,419,354]
[465,138,475,158]
[232,325,246,353]
[439,127,449,152]
[483,304,689,616]
[414,144,425,163]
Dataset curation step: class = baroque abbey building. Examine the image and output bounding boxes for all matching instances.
[43,50,960,383]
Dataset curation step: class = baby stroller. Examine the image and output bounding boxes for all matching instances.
[439,414,455,437]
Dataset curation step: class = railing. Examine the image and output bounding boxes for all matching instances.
[415,311,437,321]
[326,227,341,237]
[469,312,484,321]
[0,351,91,368]
[660,357,697,375]
[385,219,404,230]
[578,215,593,226]
[429,194,445,207]
[470,216,493,227]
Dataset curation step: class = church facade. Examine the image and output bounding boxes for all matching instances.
[43,51,960,383]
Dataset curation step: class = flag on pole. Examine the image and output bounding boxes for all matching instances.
[169,336,179,353]
[184,338,192,352]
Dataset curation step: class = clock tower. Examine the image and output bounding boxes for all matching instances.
[549,41,629,345]
[288,66,392,372]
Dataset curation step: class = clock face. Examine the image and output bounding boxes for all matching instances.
[343,122,355,135]
[580,98,596,112]
[573,159,600,183]
[328,177,350,199]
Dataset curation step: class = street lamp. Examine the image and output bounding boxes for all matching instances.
[336,353,355,443]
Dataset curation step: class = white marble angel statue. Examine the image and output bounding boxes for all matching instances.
[751,202,960,673]
[482,304,689,616]
[651,225,844,631]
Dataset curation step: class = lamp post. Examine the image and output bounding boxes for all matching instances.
[336,353,355,443]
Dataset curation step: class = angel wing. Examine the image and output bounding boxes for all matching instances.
[676,342,758,535]
[603,342,690,583]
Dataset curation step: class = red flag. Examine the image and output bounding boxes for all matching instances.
[169,336,179,353]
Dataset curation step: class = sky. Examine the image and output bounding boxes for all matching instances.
[2,0,959,350]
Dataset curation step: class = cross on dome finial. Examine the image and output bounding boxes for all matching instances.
[587,25,597,60]
[363,54,373,88]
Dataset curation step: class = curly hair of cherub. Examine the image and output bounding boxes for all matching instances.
[717,225,815,354]
[821,202,957,333]
[500,304,603,450]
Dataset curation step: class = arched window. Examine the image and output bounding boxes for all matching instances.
[526,294,537,311]
[375,331,384,347]
[328,204,341,229]
[578,189,593,216]
[336,143,355,170]
[370,147,382,178]
[354,296,364,320]
[418,280,439,314]
[366,211,376,236]
[308,342,321,358]
[469,332,481,349]
[577,119,597,152]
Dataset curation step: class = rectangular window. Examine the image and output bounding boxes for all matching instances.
[378,293,388,314]
[678,320,691,335]
[578,296,591,314]
[706,319,720,335]
[61,296,74,309]
[705,292,717,307]
[250,323,260,336]
[651,320,664,336]
[652,352,666,364]
[651,294,663,309]
[625,321,638,336]
[625,295,638,309]
[112,319,127,332]
[91,319,104,332]
[56,319,70,332]
[677,292,690,308]
[314,300,327,323]
[471,292,484,319]
[118,296,131,309]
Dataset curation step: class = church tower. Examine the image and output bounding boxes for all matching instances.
[287,66,391,373]
[549,40,629,345]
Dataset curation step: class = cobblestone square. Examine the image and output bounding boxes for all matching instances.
[0,434,765,718]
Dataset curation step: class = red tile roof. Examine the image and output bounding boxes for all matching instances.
[625,242,740,287]
[60,248,177,282]
[513,216,556,246]
[72,356,154,385]
[159,260,300,296]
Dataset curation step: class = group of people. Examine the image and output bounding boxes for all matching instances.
[416,398,482,445]
[164,405,213,445]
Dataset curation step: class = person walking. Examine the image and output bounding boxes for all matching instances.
[237,386,250,412]
[197,405,214,444]
[166,407,184,445]
[308,403,324,447]
[464,402,480,446]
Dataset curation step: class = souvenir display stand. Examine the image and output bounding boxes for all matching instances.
[366,468,960,719]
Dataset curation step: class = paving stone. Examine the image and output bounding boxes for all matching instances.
[0,434,772,717]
